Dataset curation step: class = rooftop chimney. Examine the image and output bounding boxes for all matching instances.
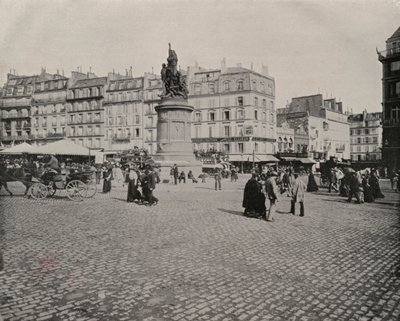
[221,57,226,71]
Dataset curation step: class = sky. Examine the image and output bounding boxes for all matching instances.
[0,0,399,113]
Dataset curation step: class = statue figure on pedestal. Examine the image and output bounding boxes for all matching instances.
[160,43,188,99]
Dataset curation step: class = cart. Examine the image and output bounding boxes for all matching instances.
[29,170,97,201]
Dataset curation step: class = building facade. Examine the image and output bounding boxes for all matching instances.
[348,110,382,162]
[277,94,350,160]
[187,65,276,163]
[276,122,294,153]
[1,74,36,146]
[104,75,144,153]
[143,73,163,155]
[378,26,400,171]
[66,75,107,150]
[31,71,69,145]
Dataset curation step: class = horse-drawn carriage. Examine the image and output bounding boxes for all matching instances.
[30,170,97,201]
[0,166,97,201]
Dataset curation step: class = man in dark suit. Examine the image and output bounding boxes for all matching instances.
[347,172,361,204]
[142,166,159,206]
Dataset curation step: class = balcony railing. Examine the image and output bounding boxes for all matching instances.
[1,135,30,141]
[378,47,400,59]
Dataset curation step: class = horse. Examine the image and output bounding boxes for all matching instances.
[0,166,34,196]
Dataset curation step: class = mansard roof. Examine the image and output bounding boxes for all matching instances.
[70,77,107,89]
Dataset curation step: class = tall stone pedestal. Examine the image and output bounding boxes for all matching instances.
[153,97,202,181]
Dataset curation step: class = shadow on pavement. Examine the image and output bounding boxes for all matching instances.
[217,208,244,217]
[276,210,292,215]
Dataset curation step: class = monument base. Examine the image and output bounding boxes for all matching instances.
[153,97,202,182]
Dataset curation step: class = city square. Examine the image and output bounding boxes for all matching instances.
[0,178,399,321]
[1,1,400,321]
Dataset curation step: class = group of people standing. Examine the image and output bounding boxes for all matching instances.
[346,170,384,204]
[98,162,159,206]
[243,168,307,222]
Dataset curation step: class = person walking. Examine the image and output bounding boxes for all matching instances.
[102,164,112,193]
[306,170,318,192]
[127,165,142,203]
[265,171,279,222]
[214,169,222,191]
[141,166,159,206]
[347,172,362,203]
[243,173,266,218]
[368,170,384,199]
[173,164,179,185]
[291,173,306,217]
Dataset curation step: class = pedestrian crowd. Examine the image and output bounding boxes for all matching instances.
[242,167,308,222]
[242,164,391,222]
[95,161,160,206]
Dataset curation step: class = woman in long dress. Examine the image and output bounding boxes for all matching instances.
[368,170,384,199]
[242,174,266,217]
[102,166,112,193]
[362,175,374,203]
[306,170,318,192]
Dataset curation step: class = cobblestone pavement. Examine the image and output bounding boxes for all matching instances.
[0,176,399,321]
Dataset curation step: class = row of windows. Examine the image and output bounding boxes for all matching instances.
[2,109,29,118]
[68,113,102,124]
[193,124,271,138]
[350,128,378,135]
[107,115,141,126]
[105,91,142,102]
[351,136,379,144]
[350,154,381,161]
[31,128,66,136]
[105,103,142,115]
[5,86,33,96]
[192,96,274,109]
[31,104,65,115]
[109,80,143,91]
[66,101,102,112]
[67,87,104,99]
[194,142,270,154]
[194,109,274,122]
[351,145,380,152]
[69,125,101,136]
[72,138,102,149]
[32,116,66,127]
[35,80,67,92]
[106,128,141,139]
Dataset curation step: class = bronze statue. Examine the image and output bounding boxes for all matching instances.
[160,43,188,99]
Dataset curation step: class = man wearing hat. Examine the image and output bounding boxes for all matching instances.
[265,171,279,221]
[142,165,158,205]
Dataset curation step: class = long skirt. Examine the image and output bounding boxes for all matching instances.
[307,174,318,192]
[127,180,142,202]
[103,179,112,193]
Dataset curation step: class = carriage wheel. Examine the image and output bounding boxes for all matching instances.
[84,178,97,198]
[29,183,49,200]
[66,180,87,202]
[47,182,57,197]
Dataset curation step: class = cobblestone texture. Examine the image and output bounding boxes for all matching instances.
[0,177,399,321]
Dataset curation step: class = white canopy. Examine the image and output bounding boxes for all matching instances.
[29,140,91,156]
[0,142,34,154]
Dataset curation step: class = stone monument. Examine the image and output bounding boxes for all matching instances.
[153,44,202,179]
